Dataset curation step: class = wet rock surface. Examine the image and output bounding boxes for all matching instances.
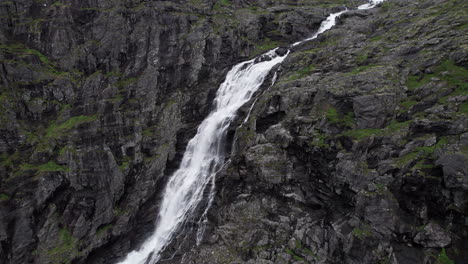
[0,0,350,263]
[0,0,467,263]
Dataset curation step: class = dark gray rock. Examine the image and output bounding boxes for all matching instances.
[436,153,468,189]
[414,222,451,248]
[353,94,396,129]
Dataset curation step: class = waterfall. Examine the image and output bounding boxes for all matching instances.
[118,1,385,263]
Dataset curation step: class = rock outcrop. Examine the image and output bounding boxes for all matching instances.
[0,0,351,263]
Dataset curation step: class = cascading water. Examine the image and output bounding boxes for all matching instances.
[118,1,385,263]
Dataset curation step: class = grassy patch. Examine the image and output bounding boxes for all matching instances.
[0,193,10,201]
[0,43,78,81]
[118,155,132,172]
[213,0,231,11]
[252,38,281,56]
[370,35,383,42]
[96,224,113,236]
[407,59,468,92]
[406,75,431,91]
[285,64,316,81]
[319,37,338,47]
[46,115,97,138]
[115,77,139,88]
[20,161,68,172]
[400,100,418,110]
[458,101,468,114]
[351,227,373,239]
[309,132,329,148]
[326,108,354,127]
[0,43,51,64]
[436,248,454,264]
[395,138,447,167]
[346,64,378,75]
[114,206,128,216]
[119,161,130,171]
[0,152,19,168]
[51,1,70,8]
[385,120,411,133]
[341,120,410,141]
[37,161,68,172]
[356,53,368,64]
[285,248,305,261]
[47,228,82,264]
[142,126,157,137]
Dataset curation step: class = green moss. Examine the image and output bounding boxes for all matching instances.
[406,75,431,91]
[298,48,320,54]
[326,108,355,127]
[436,248,454,264]
[294,240,318,259]
[400,100,418,110]
[37,161,69,172]
[51,1,70,7]
[0,43,78,81]
[370,35,383,42]
[47,228,82,264]
[309,132,329,148]
[118,155,132,172]
[341,120,410,141]
[96,224,113,236]
[0,152,19,168]
[379,1,395,11]
[252,38,281,56]
[346,64,378,75]
[385,120,411,134]
[407,59,468,92]
[142,128,154,137]
[395,150,417,166]
[115,77,139,88]
[0,43,51,65]
[286,64,316,81]
[46,115,97,138]
[105,70,123,78]
[213,0,231,11]
[414,160,435,170]
[326,108,340,123]
[285,248,305,261]
[58,145,76,156]
[436,60,468,89]
[351,227,373,239]
[356,54,368,64]
[20,161,68,172]
[319,37,338,47]
[458,101,468,114]
[114,206,128,216]
[119,161,129,171]
[395,139,447,168]
[0,193,10,201]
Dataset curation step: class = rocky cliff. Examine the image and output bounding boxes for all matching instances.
[0,0,466,263]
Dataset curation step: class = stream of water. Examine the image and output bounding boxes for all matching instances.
[118,1,385,263]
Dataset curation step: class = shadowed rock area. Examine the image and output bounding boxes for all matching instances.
[0,0,466,263]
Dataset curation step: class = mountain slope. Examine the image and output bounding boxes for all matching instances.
[173,0,468,263]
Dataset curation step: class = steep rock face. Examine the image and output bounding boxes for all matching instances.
[176,0,468,263]
[0,0,352,263]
